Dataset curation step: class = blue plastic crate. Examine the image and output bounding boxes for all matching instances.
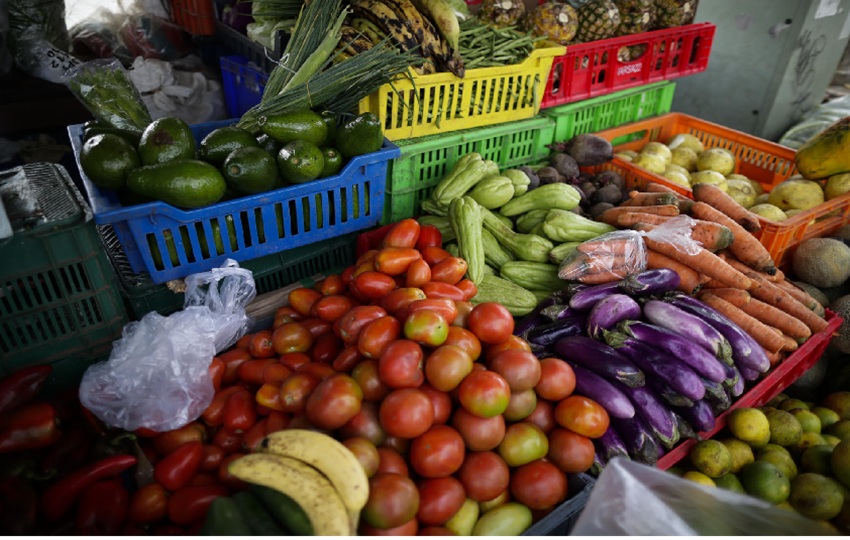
[220,56,269,118]
[69,119,398,284]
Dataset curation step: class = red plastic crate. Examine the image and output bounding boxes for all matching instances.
[171,0,216,35]
[656,309,842,470]
[541,23,715,109]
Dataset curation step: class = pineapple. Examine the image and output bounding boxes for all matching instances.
[613,0,654,36]
[575,0,621,43]
[524,2,579,46]
[653,0,697,29]
[479,0,526,28]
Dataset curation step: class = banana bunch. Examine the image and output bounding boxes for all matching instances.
[227,429,370,536]
[345,0,465,77]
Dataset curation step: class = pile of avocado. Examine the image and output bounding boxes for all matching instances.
[79,110,384,209]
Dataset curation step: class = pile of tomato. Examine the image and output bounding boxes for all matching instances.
[184,218,613,535]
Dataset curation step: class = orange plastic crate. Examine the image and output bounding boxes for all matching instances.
[592,113,850,268]
[171,0,216,35]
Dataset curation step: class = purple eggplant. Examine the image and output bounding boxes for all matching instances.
[673,412,699,441]
[514,313,548,341]
[667,293,771,373]
[590,450,606,477]
[526,316,586,351]
[554,335,645,388]
[607,334,705,401]
[568,281,622,311]
[648,377,695,408]
[722,363,743,397]
[673,399,716,433]
[614,382,680,449]
[616,320,727,383]
[701,377,732,416]
[611,416,662,465]
[619,268,680,296]
[567,363,636,419]
[586,294,641,340]
[540,303,582,321]
[595,425,630,463]
[738,364,761,382]
[731,372,746,397]
[642,299,733,365]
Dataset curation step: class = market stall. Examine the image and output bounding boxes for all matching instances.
[2,0,850,535]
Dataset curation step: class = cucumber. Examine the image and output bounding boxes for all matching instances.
[201,496,253,536]
[232,491,289,535]
[250,484,313,536]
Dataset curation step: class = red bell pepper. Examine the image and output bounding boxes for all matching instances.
[74,479,129,536]
[0,476,37,535]
[0,402,60,454]
[154,440,204,491]
[40,454,137,521]
[167,484,228,526]
[0,365,52,415]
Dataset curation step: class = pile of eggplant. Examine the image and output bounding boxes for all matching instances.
[515,267,773,469]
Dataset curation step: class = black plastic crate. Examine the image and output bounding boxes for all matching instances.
[215,20,286,75]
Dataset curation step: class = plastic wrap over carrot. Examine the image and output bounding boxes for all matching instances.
[557,230,646,284]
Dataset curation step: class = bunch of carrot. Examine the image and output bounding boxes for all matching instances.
[583,180,830,367]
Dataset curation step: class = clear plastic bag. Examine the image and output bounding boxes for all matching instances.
[64,57,153,131]
[572,458,838,535]
[644,214,703,255]
[79,260,257,433]
[558,230,647,283]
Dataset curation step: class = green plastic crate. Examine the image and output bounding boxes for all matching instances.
[101,225,358,319]
[543,81,676,144]
[0,163,128,388]
[383,115,557,224]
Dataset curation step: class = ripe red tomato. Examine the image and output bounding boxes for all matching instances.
[547,427,595,474]
[359,518,419,536]
[382,219,420,249]
[418,384,452,425]
[450,407,505,452]
[278,372,320,414]
[489,349,542,392]
[311,332,343,364]
[503,388,538,422]
[535,358,576,401]
[343,437,381,478]
[305,373,363,430]
[428,256,468,285]
[317,273,346,296]
[361,473,420,529]
[416,224,442,251]
[128,482,168,525]
[382,435,410,457]
[452,301,474,328]
[311,294,355,322]
[421,281,465,302]
[351,359,391,402]
[339,401,387,447]
[376,447,409,476]
[498,422,549,467]
[458,370,511,419]
[403,309,449,348]
[336,305,387,345]
[380,287,427,316]
[524,399,556,435]
[352,271,398,300]
[468,302,514,344]
[379,388,434,439]
[442,327,481,361]
[408,425,465,478]
[296,362,335,380]
[510,460,568,510]
[288,287,322,317]
[483,335,532,365]
[554,395,609,438]
[272,322,314,355]
[358,316,402,359]
[420,246,451,266]
[457,451,510,502]
[331,345,362,373]
[416,476,465,526]
[378,339,425,389]
[424,344,473,392]
[455,279,478,301]
[374,247,422,276]
[279,352,310,370]
[405,258,432,288]
[404,298,457,326]
[301,317,332,338]
[248,330,276,358]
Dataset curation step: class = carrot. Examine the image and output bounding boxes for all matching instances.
[774,278,825,315]
[744,272,829,334]
[778,331,799,352]
[559,252,630,283]
[692,182,762,233]
[645,181,682,194]
[703,287,751,306]
[736,296,812,340]
[616,212,676,228]
[699,293,786,354]
[765,349,784,368]
[690,201,776,275]
[719,253,777,283]
[576,236,637,256]
[631,219,734,252]
[644,236,752,290]
[621,191,680,207]
[600,204,680,226]
[645,248,703,294]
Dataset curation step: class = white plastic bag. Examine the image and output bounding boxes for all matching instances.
[572,458,838,535]
[79,260,256,432]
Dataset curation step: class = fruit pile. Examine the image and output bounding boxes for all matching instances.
[675,391,850,532]
[79,111,383,209]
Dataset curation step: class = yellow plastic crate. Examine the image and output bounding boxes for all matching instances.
[358,42,566,141]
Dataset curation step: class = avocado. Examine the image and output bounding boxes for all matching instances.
[256,133,282,156]
[320,110,338,146]
[80,133,141,191]
[261,110,328,147]
[335,112,383,159]
[198,126,260,166]
[138,117,196,165]
[83,125,143,146]
[223,146,280,195]
[127,159,227,209]
[276,140,325,184]
[319,147,344,178]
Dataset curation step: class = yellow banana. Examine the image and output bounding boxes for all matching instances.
[409,0,460,51]
[260,429,370,516]
[227,452,353,536]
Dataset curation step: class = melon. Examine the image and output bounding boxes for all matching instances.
[829,295,850,354]
[791,238,850,289]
